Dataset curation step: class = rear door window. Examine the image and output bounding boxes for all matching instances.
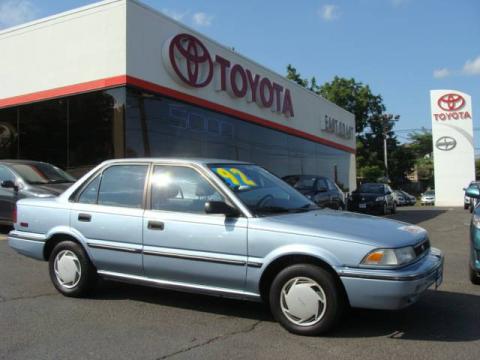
[96,165,148,208]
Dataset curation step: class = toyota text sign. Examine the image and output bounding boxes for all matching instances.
[163,33,294,118]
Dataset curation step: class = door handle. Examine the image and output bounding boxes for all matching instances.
[148,220,164,230]
[78,213,91,222]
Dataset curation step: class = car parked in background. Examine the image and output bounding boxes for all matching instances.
[393,190,406,206]
[420,190,435,206]
[8,158,443,336]
[399,190,417,206]
[464,185,480,284]
[348,183,396,215]
[282,175,345,210]
[464,182,480,212]
[0,160,76,224]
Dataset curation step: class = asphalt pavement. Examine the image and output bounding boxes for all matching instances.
[1,207,480,360]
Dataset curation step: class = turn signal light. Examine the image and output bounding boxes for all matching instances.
[364,251,384,263]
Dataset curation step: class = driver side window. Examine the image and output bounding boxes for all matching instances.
[151,166,224,214]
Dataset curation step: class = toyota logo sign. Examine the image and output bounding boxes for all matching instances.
[168,33,213,88]
[163,33,295,118]
[435,136,457,151]
[437,93,465,112]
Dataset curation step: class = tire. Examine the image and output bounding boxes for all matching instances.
[391,202,396,214]
[470,267,480,285]
[269,264,346,336]
[465,204,469,210]
[381,203,388,215]
[48,240,98,297]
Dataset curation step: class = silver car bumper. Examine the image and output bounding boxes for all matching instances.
[338,248,443,310]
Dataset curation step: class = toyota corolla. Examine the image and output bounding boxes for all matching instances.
[8,158,443,335]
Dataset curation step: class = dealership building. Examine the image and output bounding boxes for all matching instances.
[0,0,356,190]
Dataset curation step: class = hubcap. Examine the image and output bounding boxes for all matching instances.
[280,277,327,326]
[54,250,81,289]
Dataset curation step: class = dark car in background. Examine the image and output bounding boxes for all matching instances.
[349,183,396,215]
[0,160,76,224]
[395,190,416,206]
[282,175,345,210]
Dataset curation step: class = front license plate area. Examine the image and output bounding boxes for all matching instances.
[359,203,366,209]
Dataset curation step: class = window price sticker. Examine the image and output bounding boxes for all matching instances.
[212,168,257,189]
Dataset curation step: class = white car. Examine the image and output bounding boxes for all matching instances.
[420,190,435,206]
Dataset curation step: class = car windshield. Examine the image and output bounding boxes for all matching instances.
[11,163,76,185]
[425,191,435,196]
[358,183,384,194]
[209,164,317,216]
[292,176,316,190]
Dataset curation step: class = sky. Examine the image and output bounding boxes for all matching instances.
[0,0,479,148]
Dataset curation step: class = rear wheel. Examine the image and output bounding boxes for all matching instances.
[269,264,345,335]
[470,267,480,285]
[391,202,397,214]
[48,240,98,297]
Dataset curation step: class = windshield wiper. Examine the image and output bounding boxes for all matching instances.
[47,179,73,184]
[288,204,320,213]
[254,206,291,215]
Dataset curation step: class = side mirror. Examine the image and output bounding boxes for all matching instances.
[205,201,240,217]
[316,186,328,193]
[466,187,480,199]
[1,180,18,192]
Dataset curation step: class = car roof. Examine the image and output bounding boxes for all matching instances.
[0,159,51,166]
[99,158,252,166]
[283,174,327,179]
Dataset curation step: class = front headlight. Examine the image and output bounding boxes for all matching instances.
[361,246,416,266]
[375,196,385,201]
[473,214,480,229]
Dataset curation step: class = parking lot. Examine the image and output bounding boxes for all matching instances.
[1,207,480,360]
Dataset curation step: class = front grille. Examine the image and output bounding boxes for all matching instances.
[414,239,430,257]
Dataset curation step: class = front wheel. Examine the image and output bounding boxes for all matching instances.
[48,240,98,297]
[269,264,346,336]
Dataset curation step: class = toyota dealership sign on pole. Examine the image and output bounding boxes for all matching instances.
[430,89,474,206]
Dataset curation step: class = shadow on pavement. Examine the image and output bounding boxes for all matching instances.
[0,225,12,235]
[334,289,480,342]
[388,208,448,224]
[93,282,480,342]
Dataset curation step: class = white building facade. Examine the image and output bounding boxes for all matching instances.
[0,0,356,189]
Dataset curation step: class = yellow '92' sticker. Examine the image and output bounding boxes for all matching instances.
[213,168,256,188]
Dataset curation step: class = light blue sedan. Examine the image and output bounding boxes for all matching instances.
[8,158,443,335]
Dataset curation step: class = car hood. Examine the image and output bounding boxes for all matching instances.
[350,192,382,201]
[250,209,427,248]
[30,182,74,196]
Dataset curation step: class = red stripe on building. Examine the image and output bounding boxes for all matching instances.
[0,75,356,154]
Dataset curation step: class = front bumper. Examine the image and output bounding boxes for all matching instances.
[349,201,385,213]
[339,248,443,310]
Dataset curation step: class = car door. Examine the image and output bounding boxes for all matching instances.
[143,164,248,291]
[326,178,341,209]
[70,163,149,276]
[0,165,20,221]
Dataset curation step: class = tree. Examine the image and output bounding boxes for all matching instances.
[358,165,384,182]
[408,130,433,158]
[284,66,415,186]
[318,76,385,134]
[286,64,308,88]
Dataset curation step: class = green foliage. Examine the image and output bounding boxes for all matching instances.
[408,130,433,158]
[358,165,384,182]
[285,65,417,186]
[318,76,385,134]
[416,157,434,187]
